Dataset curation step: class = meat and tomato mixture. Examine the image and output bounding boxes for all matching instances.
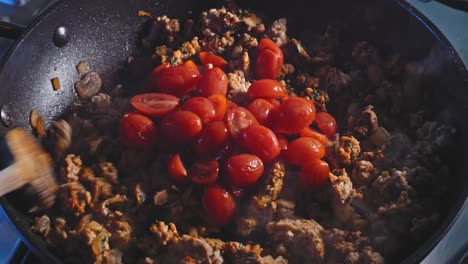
[32,4,455,264]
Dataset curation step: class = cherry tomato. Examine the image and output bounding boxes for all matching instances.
[160,111,202,145]
[247,98,277,126]
[226,107,259,139]
[131,93,179,117]
[153,65,200,97]
[315,112,338,138]
[247,79,286,100]
[299,159,330,190]
[189,160,219,185]
[255,49,282,80]
[272,97,316,134]
[284,137,325,166]
[299,127,329,146]
[202,185,235,225]
[226,100,238,109]
[208,95,227,121]
[184,60,198,69]
[119,113,158,150]
[196,67,228,97]
[195,121,229,156]
[240,125,280,163]
[182,97,216,125]
[153,62,170,74]
[199,51,228,69]
[168,153,189,183]
[226,154,264,187]
[259,38,284,60]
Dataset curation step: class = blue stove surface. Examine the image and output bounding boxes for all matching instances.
[0,0,467,263]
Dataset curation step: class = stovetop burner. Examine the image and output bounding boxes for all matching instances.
[0,0,466,263]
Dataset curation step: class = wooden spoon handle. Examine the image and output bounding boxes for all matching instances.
[0,164,28,197]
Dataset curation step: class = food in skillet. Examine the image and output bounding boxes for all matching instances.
[30,4,455,264]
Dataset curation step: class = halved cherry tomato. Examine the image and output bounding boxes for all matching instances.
[284,137,325,166]
[208,95,227,121]
[247,79,286,100]
[199,51,228,69]
[182,97,216,125]
[153,65,200,97]
[314,112,338,138]
[240,124,280,163]
[300,127,329,146]
[226,107,259,138]
[226,154,264,187]
[247,98,277,126]
[196,67,228,97]
[168,153,189,183]
[259,38,284,60]
[131,93,179,117]
[202,185,235,225]
[256,49,282,80]
[184,60,198,70]
[160,111,202,145]
[256,39,284,80]
[189,160,219,185]
[272,97,316,134]
[195,121,229,156]
[299,159,330,190]
[119,113,158,150]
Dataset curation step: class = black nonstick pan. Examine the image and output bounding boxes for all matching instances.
[0,0,466,263]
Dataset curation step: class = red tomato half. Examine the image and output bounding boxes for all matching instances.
[314,112,338,138]
[272,97,316,134]
[247,79,286,100]
[255,39,284,80]
[196,67,228,97]
[255,49,282,80]
[226,107,259,139]
[208,95,228,121]
[226,154,264,187]
[168,153,189,184]
[202,185,235,225]
[119,113,158,150]
[259,38,284,60]
[284,137,325,166]
[131,93,179,117]
[160,111,202,145]
[300,127,329,146]
[299,159,330,190]
[153,65,200,97]
[240,124,280,163]
[189,160,219,185]
[247,98,278,126]
[182,97,216,125]
[199,52,228,69]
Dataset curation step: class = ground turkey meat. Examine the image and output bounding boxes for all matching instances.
[266,219,325,263]
[62,154,83,182]
[327,136,361,168]
[159,235,223,264]
[347,105,379,137]
[322,229,384,264]
[351,160,375,186]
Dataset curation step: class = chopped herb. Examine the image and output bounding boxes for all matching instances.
[181,47,188,53]
[169,57,177,65]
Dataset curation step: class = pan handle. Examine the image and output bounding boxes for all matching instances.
[0,21,26,40]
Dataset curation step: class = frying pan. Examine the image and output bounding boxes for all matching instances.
[0,0,467,263]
